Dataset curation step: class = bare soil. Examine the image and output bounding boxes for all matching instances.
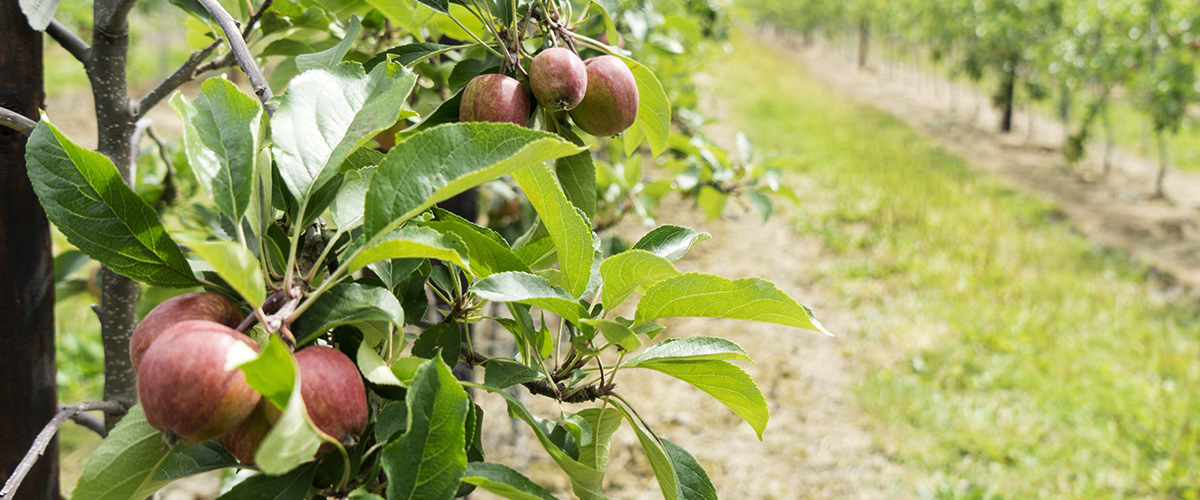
[772,31,1200,299]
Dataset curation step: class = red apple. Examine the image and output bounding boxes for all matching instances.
[530,47,588,111]
[295,346,368,444]
[569,55,639,137]
[138,320,261,445]
[130,292,243,372]
[218,399,275,465]
[459,74,532,126]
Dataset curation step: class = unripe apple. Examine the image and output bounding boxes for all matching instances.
[530,47,588,111]
[459,74,531,126]
[130,292,243,372]
[138,320,261,445]
[569,55,639,137]
[218,399,275,465]
[295,346,368,444]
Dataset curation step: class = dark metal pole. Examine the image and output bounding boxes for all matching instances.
[0,1,59,498]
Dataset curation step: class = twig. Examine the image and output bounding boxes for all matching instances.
[45,20,91,66]
[241,0,274,39]
[0,106,36,136]
[133,38,223,119]
[0,400,128,499]
[193,0,276,114]
[65,408,109,437]
[145,125,179,209]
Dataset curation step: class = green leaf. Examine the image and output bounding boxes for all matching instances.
[609,398,679,500]
[188,241,266,307]
[599,249,679,310]
[291,282,404,345]
[616,56,671,157]
[746,189,773,224]
[580,319,641,352]
[514,236,557,270]
[171,77,263,224]
[470,385,606,500]
[376,400,408,443]
[421,207,529,277]
[662,439,718,500]
[414,0,448,14]
[382,358,470,500]
[412,322,461,367]
[364,123,585,244]
[296,15,362,71]
[510,162,594,298]
[331,166,374,230]
[213,464,317,500]
[696,186,727,221]
[25,118,196,288]
[72,405,237,500]
[553,128,596,221]
[348,226,470,275]
[630,225,710,262]
[238,335,295,412]
[272,61,417,215]
[461,462,558,500]
[482,358,544,389]
[243,336,326,474]
[623,336,752,365]
[634,273,827,334]
[357,339,406,388]
[364,42,454,73]
[627,359,768,440]
[576,407,623,472]
[472,272,588,324]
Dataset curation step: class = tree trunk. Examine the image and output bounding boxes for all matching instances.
[91,0,141,430]
[1154,131,1169,199]
[857,16,869,70]
[0,3,59,499]
[1102,104,1113,175]
[999,64,1017,133]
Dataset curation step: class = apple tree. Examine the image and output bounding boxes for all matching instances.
[0,0,823,498]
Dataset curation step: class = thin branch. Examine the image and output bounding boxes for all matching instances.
[133,38,223,119]
[128,118,151,184]
[65,408,109,437]
[0,106,36,136]
[241,0,274,39]
[193,52,238,77]
[193,0,276,114]
[45,20,92,66]
[0,401,128,499]
[144,125,179,210]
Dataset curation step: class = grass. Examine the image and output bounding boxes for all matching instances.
[717,31,1200,498]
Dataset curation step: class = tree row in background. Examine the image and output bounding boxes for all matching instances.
[741,0,1200,197]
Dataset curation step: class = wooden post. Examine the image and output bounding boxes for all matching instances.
[0,2,59,499]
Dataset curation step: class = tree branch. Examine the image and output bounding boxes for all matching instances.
[133,38,222,119]
[45,19,91,67]
[193,0,276,114]
[0,401,128,499]
[94,0,138,37]
[0,106,36,136]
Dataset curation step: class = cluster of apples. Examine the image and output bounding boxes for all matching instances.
[459,47,639,137]
[132,292,368,463]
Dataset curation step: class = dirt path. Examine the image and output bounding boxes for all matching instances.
[770,31,1200,299]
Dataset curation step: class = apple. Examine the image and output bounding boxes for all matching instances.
[459,74,532,126]
[218,399,275,465]
[569,55,639,137]
[130,292,242,372]
[295,346,368,444]
[138,320,261,445]
[530,47,588,111]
